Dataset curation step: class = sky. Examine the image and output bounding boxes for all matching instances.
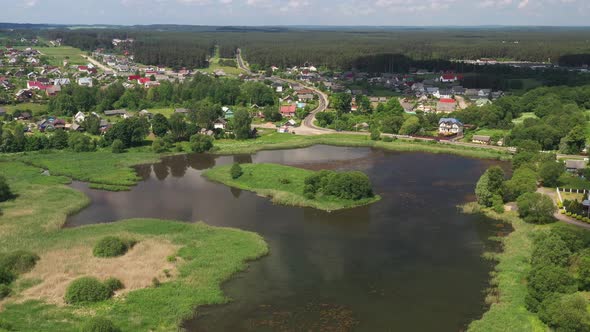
[1,0,589,26]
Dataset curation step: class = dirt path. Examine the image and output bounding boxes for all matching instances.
[82,55,113,72]
[455,95,470,110]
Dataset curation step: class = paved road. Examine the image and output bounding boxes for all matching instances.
[537,187,590,230]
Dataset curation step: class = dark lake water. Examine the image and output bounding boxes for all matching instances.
[67,145,507,332]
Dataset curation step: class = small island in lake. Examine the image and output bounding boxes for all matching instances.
[203,163,381,211]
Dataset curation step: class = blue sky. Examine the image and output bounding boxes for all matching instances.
[1,0,588,26]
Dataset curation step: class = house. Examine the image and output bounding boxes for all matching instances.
[222,107,234,119]
[465,89,479,97]
[472,135,491,145]
[436,98,457,113]
[27,81,49,90]
[440,74,458,83]
[426,87,439,96]
[478,89,492,98]
[280,105,297,117]
[128,75,141,81]
[74,111,86,123]
[213,118,227,130]
[452,86,465,95]
[298,94,314,102]
[138,77,151,85]
[104,109,128,117]
[565,160,587,173]
[18,112,32,121]
[438,118,464,136]
[475,98,492,107]
[70,123,83,132]
[53,78,71,86]
[77,77,93,87]
[45,84,61,96]
[138,110,153,118]
[281,96,295,104]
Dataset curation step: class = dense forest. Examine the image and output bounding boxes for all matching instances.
[35,27,590,71]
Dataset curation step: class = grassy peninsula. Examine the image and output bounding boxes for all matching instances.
[203,163,381,211]
[0,161,268,331]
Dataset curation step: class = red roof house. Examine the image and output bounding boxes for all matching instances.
[128,75,141,81]
[280,105,297,117]
[439,98,456,103]
[138,77,151,84]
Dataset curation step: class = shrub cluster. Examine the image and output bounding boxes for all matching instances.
[0,251,40,300]
[524,227,590,330]
[93,237,136,258]
[81,317,121,332]
[303,170,374,201]
[65,277,123,304]
[230,163,243,179]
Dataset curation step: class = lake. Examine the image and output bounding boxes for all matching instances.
[67,145,507,332]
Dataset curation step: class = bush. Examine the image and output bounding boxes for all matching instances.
[382,136,394,142]
[538,293,590,332]
[93,237,134,258]
[230,163,243,179]
[65,277,112,304]
[567,212,572,216]
[111,139,125,154]
[81,317,121,332]
[323,171,374,200]
[0,268,15,285]
[525,265,576,312]
[152,138,168,153]
[370,128,381,141]
[0,176,12,202]
[189,134,213,153]
[0,250,39,274]
[278,178,291,185]
[68,132,96,152]
[104,278,124,293]
[517,192,557,224]
[0,284,10,300]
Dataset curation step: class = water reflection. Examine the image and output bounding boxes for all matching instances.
[66,145,507,332]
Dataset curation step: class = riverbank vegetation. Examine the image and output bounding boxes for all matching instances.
[0,160,268,331]
[468,142,590,331]
[203,163,381,211]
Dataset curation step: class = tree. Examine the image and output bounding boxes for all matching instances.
[331,93,352,114]
[151,113,169,137]
[50,130,69,150]
[0,176,12,202]
[323,171,374,200]
[68,132,96,152]
[105,117,149,148]
[503,167,538,202]
[370,127,381,141]
[399,116,421,135]
[168,113,188,142]
[475,167,504,207]
[230,163,243,179]
[539,293,590,332]
[525,264,576,312]
[232,109,252,140]
[189,134,213,153]
[82,114,101,135]
[517,192,557,224]
[380,114,404,134]
[560,125,587,155]
[263,108,283,122]
[111,139,125,154]
[539,161,565,187]
[531,233,572,267]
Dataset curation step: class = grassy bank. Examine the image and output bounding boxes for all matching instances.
[203,163,381,211]
[214,132,511,161]
[462,203,547,332]
[0,161,268,331]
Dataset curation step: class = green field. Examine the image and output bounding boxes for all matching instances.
[472,129,510,137]
[512,112,539,125]
[2,103,48,116]
[202,47,246,76]
[203,163,381,211]
[36,46,87,66]
[0,160,268,331]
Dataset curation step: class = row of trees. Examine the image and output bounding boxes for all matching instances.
[47,74,276,120]
[303,170,374,201]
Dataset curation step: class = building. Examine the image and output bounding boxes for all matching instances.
[472,135,491,145]
[565,160,587,173]
[280,105,297,117]
[436,98,457,113]
[438,118,464,136]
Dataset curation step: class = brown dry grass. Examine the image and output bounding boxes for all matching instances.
[18,239,179,305]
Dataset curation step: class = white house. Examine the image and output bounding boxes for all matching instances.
[438,118,464,136]
[77,77,93,87]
